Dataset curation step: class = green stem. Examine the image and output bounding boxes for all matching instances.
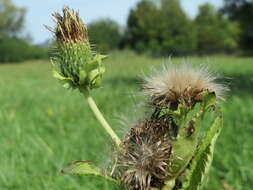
[82,89,121,147]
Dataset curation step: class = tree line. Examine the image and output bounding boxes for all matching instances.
[0,0,253,62]
[90,0,252,56]
[0,0,48,62]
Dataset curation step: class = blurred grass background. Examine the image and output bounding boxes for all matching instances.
[0,53,252,190]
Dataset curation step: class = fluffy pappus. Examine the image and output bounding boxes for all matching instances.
[142,64,228,108]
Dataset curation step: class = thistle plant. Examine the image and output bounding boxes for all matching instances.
[49,7,120,146]
[48,7,227,190]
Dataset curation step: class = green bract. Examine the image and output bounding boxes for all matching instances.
[50,7,106,91]
[52,42,106,90]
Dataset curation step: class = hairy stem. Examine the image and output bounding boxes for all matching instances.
[82,89,121,146]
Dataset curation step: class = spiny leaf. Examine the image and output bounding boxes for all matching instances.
[198,115,223,155]
[181,115,223,190]
[169,103,205,179]
[189,144,213,189]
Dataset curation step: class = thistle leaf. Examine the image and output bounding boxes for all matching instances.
[79,70,87,84]
[169,103,204,178]
[181,115,223,190]
[52,70,67,80]
[187,143,213,190]
[61,161,119,185]
[95,54,107,60]
[202,91,216,109]
[52,70,75,89]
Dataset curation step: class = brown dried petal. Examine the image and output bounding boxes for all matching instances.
[52,7,88,44]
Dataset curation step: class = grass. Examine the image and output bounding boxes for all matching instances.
[0,54,252,190]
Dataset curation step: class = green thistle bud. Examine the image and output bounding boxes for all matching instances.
[50,7,106,91]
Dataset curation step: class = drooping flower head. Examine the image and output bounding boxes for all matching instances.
[49,7,106,91]
[142,64,227,109]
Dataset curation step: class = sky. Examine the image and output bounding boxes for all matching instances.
[13,0,223,44]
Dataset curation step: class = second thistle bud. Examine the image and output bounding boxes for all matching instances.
[51,7,106,91]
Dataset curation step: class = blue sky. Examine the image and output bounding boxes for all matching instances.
[13,0,223,44]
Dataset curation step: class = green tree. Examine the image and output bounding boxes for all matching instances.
[0,0,26,38]
[195,3,239,54]
[88,19,121,53]
[0,0,49,63]
[126,0,160,53]
[125,0,197,56]
[159,0,197,55]
[222,0,253,54]
[0,38,48,62]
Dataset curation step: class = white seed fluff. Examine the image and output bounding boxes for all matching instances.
[143,64,228,104]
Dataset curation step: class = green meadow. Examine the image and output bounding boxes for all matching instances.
[0,54,252,190]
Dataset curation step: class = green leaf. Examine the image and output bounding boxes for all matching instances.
[84,59,99,73]
[52,70,75,89]
[79,69,87,84]
[181,115,223,190]
[169,103,205,179]
[84,54,106,73]
[188,144,213,190]
[170,134,199,178]
[88,68,100,82]
[78,54,106,89]
[95,54,107,61]
[202,91,216,109]
[52,70,66,80]
[198,115,223,155]
[61,161,120,185]
[162,179,176,190]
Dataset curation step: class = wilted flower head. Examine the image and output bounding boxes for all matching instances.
[53,7,88,44]
[116,120,172,190]
[49,7,106,91]
[142,64,227,108]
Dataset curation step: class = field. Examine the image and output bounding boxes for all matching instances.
[0,54,252,190]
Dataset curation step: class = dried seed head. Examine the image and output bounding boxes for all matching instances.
[117,120,172,190]
[142,64,227,108]
[52,7,88,44]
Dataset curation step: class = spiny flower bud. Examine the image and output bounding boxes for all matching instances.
[50,7,106,91]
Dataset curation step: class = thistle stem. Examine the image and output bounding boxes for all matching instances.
[83,90,121,147]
